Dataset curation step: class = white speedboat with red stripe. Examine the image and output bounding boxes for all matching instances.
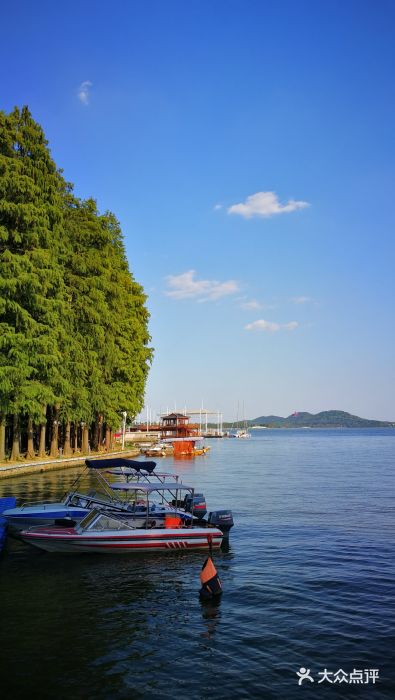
[20,508,224,554]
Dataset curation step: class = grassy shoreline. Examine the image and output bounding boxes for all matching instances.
[0,447,140,481]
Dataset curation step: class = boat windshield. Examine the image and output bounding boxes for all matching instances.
[79,510,133,532]
[66,491,114,508]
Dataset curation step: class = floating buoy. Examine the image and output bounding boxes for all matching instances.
[199,535,222,600]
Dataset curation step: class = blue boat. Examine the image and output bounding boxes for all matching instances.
[2,458,196,531]
[0,497,16,553]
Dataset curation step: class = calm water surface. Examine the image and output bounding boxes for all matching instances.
[1,429,394,699]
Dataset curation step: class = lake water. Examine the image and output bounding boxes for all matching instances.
[1,429,394,699]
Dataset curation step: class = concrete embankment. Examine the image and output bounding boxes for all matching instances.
[0,448,141,481]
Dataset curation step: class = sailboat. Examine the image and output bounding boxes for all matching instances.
[235,428,250,438]
[232,402,251,438]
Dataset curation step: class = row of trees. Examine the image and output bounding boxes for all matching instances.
[0,106,153,461]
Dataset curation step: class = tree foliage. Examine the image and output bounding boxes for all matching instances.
[0,106,152,459]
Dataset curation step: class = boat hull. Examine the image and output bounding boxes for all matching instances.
[20,526,223,554]
[3,504,89,531]
[4,503,192,532]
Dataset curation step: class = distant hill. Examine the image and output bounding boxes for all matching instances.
[249,410,394,428]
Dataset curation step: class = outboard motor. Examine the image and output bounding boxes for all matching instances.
[208,510,234,539]
[184,493,207,519]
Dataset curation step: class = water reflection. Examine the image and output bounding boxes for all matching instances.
[1,541,227,697]
[1,431,395,699]
[0,466,88,503]
[200,597,222,638]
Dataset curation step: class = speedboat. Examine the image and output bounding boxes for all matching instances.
[19,479,234,554]
[20,508,224,554]
[143,443,168,457]
[3,459,221,534]
[2,458,170,531]
[3,495,104,531]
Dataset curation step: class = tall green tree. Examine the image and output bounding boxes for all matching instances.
[63,198,152,442]
[98,210,152,425]
[0,106,152,460]
[0,106,69,458]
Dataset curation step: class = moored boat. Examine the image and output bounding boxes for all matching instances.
[192,446,211,456]
[2,458,174,531]
[5,460,233,546]
[143,443,169,457]
[234,429,251,438]
[20,508,224,554]
[0,497,16,553]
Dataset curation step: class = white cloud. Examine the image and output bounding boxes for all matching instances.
[283,321,299,330]
[239,299,262,310]
[165,270,239,301]
[213,203,223,210]
[228,191,310,219]
[291,296,312,304]
[245,319,280,332]
[78,80,93,105]
[245,319,299,332]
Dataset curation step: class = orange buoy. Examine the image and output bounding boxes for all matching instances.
[199,553,222,600]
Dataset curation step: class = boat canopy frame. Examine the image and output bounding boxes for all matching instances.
[109,481,196,527]
[86,458,157,473]
[53,458,158,512]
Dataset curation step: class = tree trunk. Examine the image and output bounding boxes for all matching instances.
[27,416,35,459]
[105,426,111,452]
[98,418,104,452]
[38,422,46,457]
[73,421,79,452]
[63,420,72,456]
[10,414,21,461]
[82,425,89,454]
[50,407,59,458]
[92,414,100,452]
[0,413,6,461]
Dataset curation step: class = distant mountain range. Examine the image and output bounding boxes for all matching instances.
[247,410,394,428]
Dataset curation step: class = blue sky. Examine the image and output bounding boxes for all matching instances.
[2,1,395,421]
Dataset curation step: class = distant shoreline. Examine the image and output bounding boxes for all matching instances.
[249,425,395,429]
[223,410,394,430]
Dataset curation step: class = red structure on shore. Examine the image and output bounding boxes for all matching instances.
[160,413,200,457]
[160,413,200,440]
[132,413,199,437]
[131,413,202,456]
